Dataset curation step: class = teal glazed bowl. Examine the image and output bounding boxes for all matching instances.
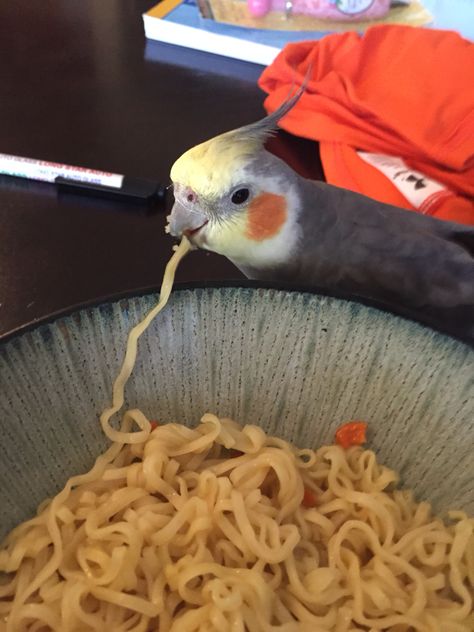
[0,285,473,540]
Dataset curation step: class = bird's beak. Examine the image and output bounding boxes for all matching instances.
[167,200,209,239]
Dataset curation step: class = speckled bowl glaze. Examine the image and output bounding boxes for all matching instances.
[0,286,473,539]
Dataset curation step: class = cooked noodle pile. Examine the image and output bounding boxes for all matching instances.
[0,238,473,630]
[1,416,473,631]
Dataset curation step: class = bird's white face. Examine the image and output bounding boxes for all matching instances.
[167,163,302,270]
[166,83,309,268]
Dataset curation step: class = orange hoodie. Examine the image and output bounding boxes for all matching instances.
[259,26,474,225]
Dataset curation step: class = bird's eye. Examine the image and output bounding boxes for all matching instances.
[231,188,250,205]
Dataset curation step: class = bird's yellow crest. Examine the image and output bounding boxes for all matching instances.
[170,81,307,198]
[170,129,261,198]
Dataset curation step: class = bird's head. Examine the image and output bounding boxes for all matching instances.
[166,93,303,270]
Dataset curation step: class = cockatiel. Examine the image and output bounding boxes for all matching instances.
[167,95,474,343]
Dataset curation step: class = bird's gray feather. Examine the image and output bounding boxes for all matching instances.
[239,168,474,342]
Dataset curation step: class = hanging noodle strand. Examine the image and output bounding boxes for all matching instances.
[100,236,193,444]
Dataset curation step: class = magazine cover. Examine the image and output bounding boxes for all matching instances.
[199,0,432,32]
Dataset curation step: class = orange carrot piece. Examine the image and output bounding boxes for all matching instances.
[335,421,368,449]
[302,487,318,508]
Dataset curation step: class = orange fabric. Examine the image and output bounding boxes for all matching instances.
[320,142,474,225]
[258,26,474,225]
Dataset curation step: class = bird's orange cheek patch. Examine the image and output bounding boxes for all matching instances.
[245,193,287,241]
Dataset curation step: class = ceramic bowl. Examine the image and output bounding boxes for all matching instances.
[0,285,472,539]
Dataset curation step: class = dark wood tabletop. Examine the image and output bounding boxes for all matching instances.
[0,0,323,339]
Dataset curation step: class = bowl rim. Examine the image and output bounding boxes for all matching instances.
[1,280,473,348]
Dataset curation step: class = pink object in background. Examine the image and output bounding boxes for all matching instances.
[248,0,273,17]
[247,0,391,20]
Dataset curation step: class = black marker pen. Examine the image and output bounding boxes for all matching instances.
[0,153,167,204]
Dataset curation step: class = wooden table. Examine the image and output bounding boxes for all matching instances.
[0,0,323,339]
[1,1,471,342]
